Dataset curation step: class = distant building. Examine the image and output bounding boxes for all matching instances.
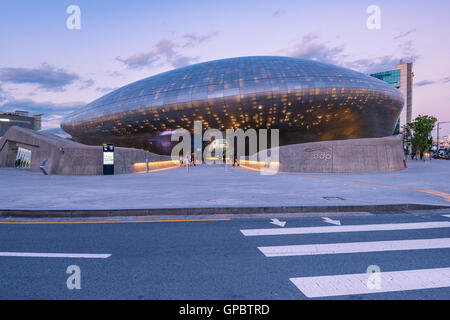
[371,62,413,133]
[0,110,43,136]
[32,114,43,131]
[434,134,450,148]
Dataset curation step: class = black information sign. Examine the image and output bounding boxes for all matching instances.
[102,144,114,175]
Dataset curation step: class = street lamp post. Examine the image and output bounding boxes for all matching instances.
[436,121,450,151]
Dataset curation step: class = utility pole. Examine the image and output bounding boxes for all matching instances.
[436,121,450,151]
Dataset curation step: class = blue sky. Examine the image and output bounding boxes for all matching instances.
[0,0,449,135]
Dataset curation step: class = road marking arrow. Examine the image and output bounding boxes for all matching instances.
[270,218,286,227]
[322,217,341,226]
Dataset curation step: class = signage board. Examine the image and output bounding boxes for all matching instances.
[102,144,114,175]
[15,147,32,169]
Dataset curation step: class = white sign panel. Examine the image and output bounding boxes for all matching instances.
[103,152,114,165]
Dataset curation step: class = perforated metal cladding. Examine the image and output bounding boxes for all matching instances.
[61,56,403,154]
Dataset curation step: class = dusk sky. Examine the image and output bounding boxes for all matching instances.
[1,0,449,135]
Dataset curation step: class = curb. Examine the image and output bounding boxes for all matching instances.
[0,204,449,218]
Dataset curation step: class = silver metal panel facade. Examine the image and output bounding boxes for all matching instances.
[61,56,404,154]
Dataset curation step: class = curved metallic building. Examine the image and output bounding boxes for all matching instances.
[61,56,404,155]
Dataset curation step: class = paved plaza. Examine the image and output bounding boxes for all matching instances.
[1,159,449,210]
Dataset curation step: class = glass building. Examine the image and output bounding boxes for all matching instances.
[371,62,413,133]
[371,70,401,88]
[61,56,404,155]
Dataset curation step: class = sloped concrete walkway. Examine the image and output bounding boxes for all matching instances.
[0,159,449,213]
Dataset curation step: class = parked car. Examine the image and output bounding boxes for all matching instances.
[445,149,450,160]
[438,148,450,160]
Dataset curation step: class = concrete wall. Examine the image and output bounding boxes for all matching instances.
[243,135,406,173]
[0,126,174,175]
[1,126,406,174]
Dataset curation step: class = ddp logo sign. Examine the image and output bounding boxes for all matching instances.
[313,151,332,161]
[305,147,332,161]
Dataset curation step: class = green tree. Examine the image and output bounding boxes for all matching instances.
[404,115,437,157]
[401,122,412,154]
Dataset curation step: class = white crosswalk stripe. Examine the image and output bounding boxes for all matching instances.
[258,238,450,257]
[241,221,450,237]
[241,219,450,298]
[290,267,450,298]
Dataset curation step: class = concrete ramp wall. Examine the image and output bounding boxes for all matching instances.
[0,126,174,175]
[244,135,406,173]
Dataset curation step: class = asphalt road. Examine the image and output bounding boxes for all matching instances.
[0,211,449,300]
